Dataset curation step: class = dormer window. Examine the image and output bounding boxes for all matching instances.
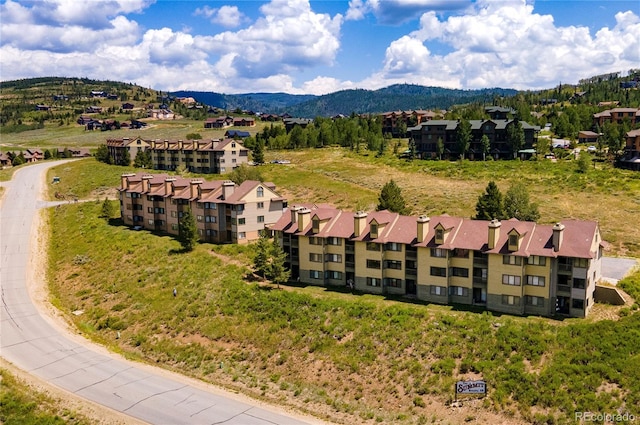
[231,142,236,148]
[257,187,264,197]
[312,218,320,233]
[370,223,378,238]
[434,226,445,245]
[508,231,520,251]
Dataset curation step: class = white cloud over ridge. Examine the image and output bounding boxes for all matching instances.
[0,0,638,95]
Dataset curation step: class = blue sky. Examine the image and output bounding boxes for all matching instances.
[1,0,638,94]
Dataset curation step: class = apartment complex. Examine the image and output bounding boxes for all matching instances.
[592,107,640,127]
[106,137,250,174]
[119,173,286,244]
[408,119,539,160]
[271,206,603,318]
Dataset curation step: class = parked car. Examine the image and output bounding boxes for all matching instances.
[587,145,597,152]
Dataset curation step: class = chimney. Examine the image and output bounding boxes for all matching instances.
[141,175,153,193]
[416,215,430,243]
[298,208,311,233]
[164,177,176,196]
[120,173,136,190]
[222,181,235,200]
[354,211,368,237]
[290,206,301,224]
[552,222,565,252]
[190,179,202,199]
[488,219,501,249]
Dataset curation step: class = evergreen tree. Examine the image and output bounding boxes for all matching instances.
[475,181,504,220]
[576,152,591,174]
[456,118,472,159]
[100,197,116,221]
[178,208,199,252]
[267,238,290,289]
[44,149,52,160]
[480,134,491,161]
[377,180,409,214]
[506,119,525,159]
[133,149,152,168]
[253,231,271,278]
[436,137,444,160]
[12,153,26,166]
[504,183,540,222]
[252,139,265,164]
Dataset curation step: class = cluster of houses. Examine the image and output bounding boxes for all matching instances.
[106,136,250,174]
[118,171,604,319]
[0,148,91,168]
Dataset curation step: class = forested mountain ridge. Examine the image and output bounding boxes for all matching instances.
[174,84,518,116]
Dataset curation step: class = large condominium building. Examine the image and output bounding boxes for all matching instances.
[106,137,250,174]
[119,173,286,244]
[271,206,603,318]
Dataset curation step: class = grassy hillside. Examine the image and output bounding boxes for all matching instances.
[39,155,640,425]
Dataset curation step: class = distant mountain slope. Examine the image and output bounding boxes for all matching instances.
[171,91,314,112]
[173,85,518,117]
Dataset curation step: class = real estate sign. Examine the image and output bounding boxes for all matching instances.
[455,380,486,395]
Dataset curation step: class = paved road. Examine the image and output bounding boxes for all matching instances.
[1,161,315,425]
[601,256,639,285]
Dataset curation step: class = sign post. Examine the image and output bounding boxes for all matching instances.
[455,380,486,403]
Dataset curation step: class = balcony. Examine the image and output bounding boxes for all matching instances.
[472,277,487,285]
[558,264,572,274]
[557,284,571,293]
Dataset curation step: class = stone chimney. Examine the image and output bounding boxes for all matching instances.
[190,179,202,199]
[416,215,430,243]
[298,208,311,233]
[164,177,176,196]
[488,219,501,249]
[222,181,235,200]
[141,175,153,193]
[354,211,368,237]
[552,222,565,252]
[120,173,136,190]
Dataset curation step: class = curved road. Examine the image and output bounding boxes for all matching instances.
[1,161,315,425]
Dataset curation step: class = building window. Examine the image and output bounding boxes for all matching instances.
[366,277,380,287]
[384,242,401,252]
[171,224,179,230]
[502,275,521,286]
[574,258,588,268]
[525,296,544,306]
[366,242,380,251]
[310,270,321,279]
[238,218,246,225]
[308,237,322,245]
[406,260,417,270]
[502,295,521,305]
[147,207,153,213]
[430,248,447,258]
[257,202,264,209]
[370,224,378,238]
[450,267,469,278]
[257,215,265,223]
[309,253,323,262]
[196,202,204,209]
[205,215,216,223]
[527,256,546,266]
[148,219,154,225]
[238,232,246,239]
[430,285,445,296]
[325,271,342,280]
[508,234,519,249]
[171,211,177,218]
[366,259,381,269]
[384,278,402,288]
[430,266,447,277]
[384,260,402,270]
[572,278,586,289]
[312,218,320,233]
[435,228,444,243]
[449,286,468,297]
[326,237,342,246]
[325,254,342,263]
[257,187,264,197]
[452,248,469,258]
[503,255,522,265]
[526,275,545,286]
[572,299,585,309]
